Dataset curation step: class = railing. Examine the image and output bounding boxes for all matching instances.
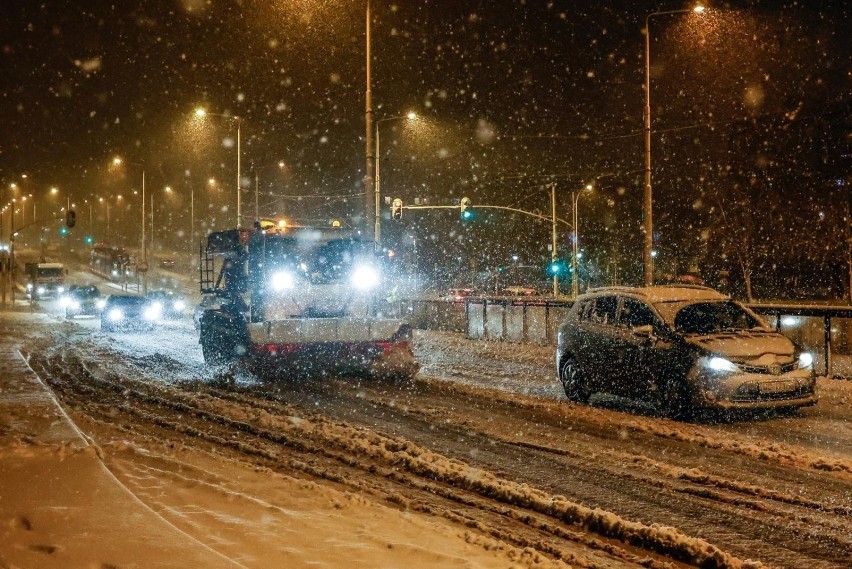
[400,298,852,379]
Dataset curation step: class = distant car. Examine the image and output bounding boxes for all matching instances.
[193,293,223,329]
[445,288,475,302]
[556,285,817,419]
[160,258,176,269]
[503,285,538,297]
[60,285,106,319]
[147,290,187,319]
[101,295,163,331]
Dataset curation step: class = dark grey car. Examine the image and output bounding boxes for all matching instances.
[101,295,163,332]
[556,285,817,418]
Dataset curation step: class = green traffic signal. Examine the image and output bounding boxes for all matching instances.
[59,227,68,236]
[84,236,94,244]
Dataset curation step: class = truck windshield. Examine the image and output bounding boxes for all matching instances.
[264,237,373,284]
[37,268,63,278]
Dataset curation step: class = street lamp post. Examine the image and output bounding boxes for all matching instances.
[643,5,705,286]
[253,161,286,223]
[364,0,374,239]
[195,109,242,226]
[375,112,416,250]
[571,185,593,298]
[111,158,147,295]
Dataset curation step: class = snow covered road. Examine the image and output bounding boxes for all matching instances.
[13,299,852,568]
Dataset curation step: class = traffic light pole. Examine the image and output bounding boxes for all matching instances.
[395,199,573,298]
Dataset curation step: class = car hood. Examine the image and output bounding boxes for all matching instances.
[686,332,795,362]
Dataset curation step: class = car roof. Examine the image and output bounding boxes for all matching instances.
[581,285,729,304]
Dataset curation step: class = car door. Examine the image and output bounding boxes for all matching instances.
[612,298,660,399]
[578,295,620,391]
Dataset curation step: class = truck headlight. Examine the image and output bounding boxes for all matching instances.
[271,270,295,291]
[351,265,379,290]
[108,308,124,321]
[706,357,737,372]
[144,303,163,320]
[798,352,813,369]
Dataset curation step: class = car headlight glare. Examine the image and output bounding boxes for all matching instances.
[37,287,46,294]
[173,300,186,311]
[69,300,81,310]
[59,296,70,307]
[271,270,295,291]
[108,308,124,321]
[707,356,738,372]
[351,265,379,290]
[57,286,65,294]
[798,352,813,369]
[26,283,33,290]
[96,299,107,309]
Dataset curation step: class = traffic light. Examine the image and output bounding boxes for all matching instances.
[548,260,566,276]
[391,198,403,220]
[84,236,94,245]
[460,196,473,220]
[66,210,76,228]
[59,227,69,236]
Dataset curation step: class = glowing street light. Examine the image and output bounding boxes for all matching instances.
[643,4,706,286]
[194,107,242,226]
[374,111,418,249]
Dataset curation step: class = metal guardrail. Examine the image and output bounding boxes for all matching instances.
[402,297,852,378]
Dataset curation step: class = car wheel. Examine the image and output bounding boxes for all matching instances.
[658,378,694,421]
[559,355,590,403]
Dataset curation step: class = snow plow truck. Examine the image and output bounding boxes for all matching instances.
[197,222,418,379]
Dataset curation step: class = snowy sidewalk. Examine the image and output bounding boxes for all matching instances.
[0,309,243,569]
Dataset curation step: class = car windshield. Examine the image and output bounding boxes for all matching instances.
[72,287,100,299]
[109,296,147,307]
[671,301,767,335]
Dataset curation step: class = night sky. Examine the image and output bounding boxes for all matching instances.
[1,0,849,291]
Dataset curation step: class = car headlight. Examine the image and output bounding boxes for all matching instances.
[173,300,186,311]
[112,270,119,276]
[108,308,124,321]
[69,300,81,310]
[706,356,738,372]
[37,286,46,294]
[143,303,163,320]
[798,352,814,369]
[96,299,107,309]
[350,265,379,290]
[26,283,33,290]
[271,270,295,291]
[56,286,65,294]
[59,296,71,307]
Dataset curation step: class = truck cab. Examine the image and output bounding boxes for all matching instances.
[25,262,66,299]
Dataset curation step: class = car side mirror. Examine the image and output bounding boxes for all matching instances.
[632,324,655,338]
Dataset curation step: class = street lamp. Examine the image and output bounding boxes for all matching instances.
[110,157,147,294]
[375,111,417,249]
[643,4,705,286]
[253,161,287,222]
[195,108,242,226]
[571,184,594,298]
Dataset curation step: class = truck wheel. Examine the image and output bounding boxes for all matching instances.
[200,331,229,365]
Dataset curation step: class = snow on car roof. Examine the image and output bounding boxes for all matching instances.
[585,285,729,304]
